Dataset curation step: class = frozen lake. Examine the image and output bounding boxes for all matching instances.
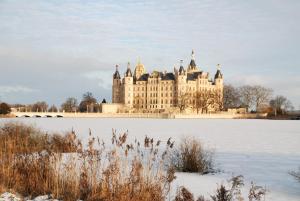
[1,118,300,200]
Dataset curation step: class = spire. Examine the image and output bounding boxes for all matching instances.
[214,64,223,79]
[125,62,132,77]
[191,49,195,60]
[189,50,196,68]
[113,64,121,79]
[179,59,185,74]
[127,62,130,69]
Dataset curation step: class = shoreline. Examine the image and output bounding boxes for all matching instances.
[6,112,270,119]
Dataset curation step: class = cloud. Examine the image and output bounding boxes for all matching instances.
[0,85,37,94]
[82,70,112,90]
[0,0,299,106]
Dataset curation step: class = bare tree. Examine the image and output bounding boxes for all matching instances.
[252,85,272,112]
[238,85,254,111]
[193,90,221,114]
[270,95,294,116]
[178,93,190,113]
[48,105,58,112]
[61,97,78,112]
[79,92,97,112]
[223,84,241,109]
[32,101,48,112]
[239,85,272,112]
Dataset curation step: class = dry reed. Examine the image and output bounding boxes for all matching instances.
[0,122,176,201]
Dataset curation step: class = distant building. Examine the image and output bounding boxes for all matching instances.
[111,50,223,113]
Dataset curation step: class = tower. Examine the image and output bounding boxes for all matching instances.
[123,62,134,107]
[177,60,187,98]
[112,65,122,103]
[214,64,223,87]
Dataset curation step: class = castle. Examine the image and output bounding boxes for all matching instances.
[112,51,223,113]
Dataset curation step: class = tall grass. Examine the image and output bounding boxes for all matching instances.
[0,122,176,201]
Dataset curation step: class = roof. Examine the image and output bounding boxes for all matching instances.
[125,68,132,77]
[214,69,223,79]
[189,59,196,68]
[179,65,185,74]
[137,73,149,81]
[113,70,121,79]
[161,72,175,80]
[187,71,202,80]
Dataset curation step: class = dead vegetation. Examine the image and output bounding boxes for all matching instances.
[0,122,176,201]
[290,167,300,183]
[0,123,267,201]
[175,175,267,201]
[171,136,214,174]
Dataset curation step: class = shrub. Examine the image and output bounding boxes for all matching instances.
[0,102,11,115]
[171,136,214,174]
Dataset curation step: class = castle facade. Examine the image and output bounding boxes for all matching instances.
[112,51,223,113]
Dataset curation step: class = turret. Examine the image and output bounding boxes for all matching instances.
[187,50,200,73]
[177,60,187,97]
[124,62,134,107]
[125,62,133,77]
[113,64,121,79]
[178,59,185,75]
[214,64,223,87]
[112,65,122,103]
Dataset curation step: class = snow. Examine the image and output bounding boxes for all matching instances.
[0,192,21,201]
[1,118,300,200]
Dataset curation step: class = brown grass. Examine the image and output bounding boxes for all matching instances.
[171,136,214,174]
[0,122,175,201]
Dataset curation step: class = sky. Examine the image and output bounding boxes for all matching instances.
[0,0,299,108]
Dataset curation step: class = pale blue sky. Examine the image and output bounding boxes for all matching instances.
[0,0,299,108]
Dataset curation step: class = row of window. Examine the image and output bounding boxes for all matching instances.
[134,99,175,105]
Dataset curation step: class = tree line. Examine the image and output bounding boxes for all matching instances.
[5,92,107,114]
[1,84,295,116]
[223,84,294,115]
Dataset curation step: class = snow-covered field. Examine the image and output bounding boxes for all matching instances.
[0,118,299,200]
